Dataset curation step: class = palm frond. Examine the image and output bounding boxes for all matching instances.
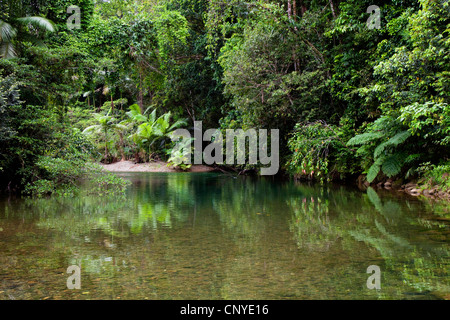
[0,20,17,42]
[82,125,102,135]
[113,123,128,131]
[16,16,56,33]
[155,115,170,134]
[126,104,147,123]
[149,109,157,124]
[163,112,171,124]
[0,42,17,59]
[169,119,188,132]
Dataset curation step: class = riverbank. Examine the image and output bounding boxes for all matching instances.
[357,176,450,201]
[100,160,217,173]
[398,182,450,200]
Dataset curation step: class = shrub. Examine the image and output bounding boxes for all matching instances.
[286,121,357,182]
[347,102,450,183]
[415,162,450,191]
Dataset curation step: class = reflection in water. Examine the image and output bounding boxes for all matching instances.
[0,173,448,300]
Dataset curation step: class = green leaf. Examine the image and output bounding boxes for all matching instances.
[0,20,17,42]
[0,42,16,59]
[386,130,411,147]
[347,132,384,146]
[367,187,383,212]
[381,154,403,177]
[16,16,56,33]
[373,131,411,159]
[367,161,381,183]
[374,141,389,159]
[404,153,421,163]
[126,104,147,123]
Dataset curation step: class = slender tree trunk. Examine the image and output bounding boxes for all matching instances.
[98,91,102,112]
[329,0,336,18]
[287,0,292,20]
[104,128,108,163]
[293,0,297,19]
[119,132,125,161]
[292,1,300,71]
[138,72,144,114]
[148,145,152,163]
[293,48,298,72]
[111,94,114,112]
[328,0,342,48]
[300,0,307,15]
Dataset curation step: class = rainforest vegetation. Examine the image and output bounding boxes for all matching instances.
[0,0,449,196]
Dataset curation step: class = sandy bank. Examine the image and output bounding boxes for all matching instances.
[100,160,217,173]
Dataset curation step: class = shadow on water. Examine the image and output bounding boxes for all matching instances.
[0,172,448,299]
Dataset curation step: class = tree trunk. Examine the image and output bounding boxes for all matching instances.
[119,132,126,161]
[287,0,292,20]
[293,0,297,20]
[98,91,102,112]
[292,1,300,71]
[329,0,336,18]
[300,0,307,15]
[138,72,144,114]
[104,128,108,163]
[111,94,114,112]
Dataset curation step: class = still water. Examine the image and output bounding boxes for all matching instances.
[0,172,448,300]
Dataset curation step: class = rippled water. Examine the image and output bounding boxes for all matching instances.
[0,172,448,300]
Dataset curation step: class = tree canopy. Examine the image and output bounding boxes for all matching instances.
[0,0,449,195]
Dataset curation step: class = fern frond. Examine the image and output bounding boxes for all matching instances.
[381,153,403,178]
[367,156,385,183]
[347,132,384,146]
[373,131,411,158]
[367,187,382,210]
[388,130,411,146]
[404,153,421,164]
[367,162,381,183]
[374,141,389,159]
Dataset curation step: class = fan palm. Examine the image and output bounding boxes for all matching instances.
[0,16,56,58]
[83,110,127,162]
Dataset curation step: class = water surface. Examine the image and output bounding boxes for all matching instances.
[0,172,448,300]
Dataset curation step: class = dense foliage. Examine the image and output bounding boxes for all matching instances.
[0,0,449,195]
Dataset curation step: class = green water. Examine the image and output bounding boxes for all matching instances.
[0,172,448,300]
